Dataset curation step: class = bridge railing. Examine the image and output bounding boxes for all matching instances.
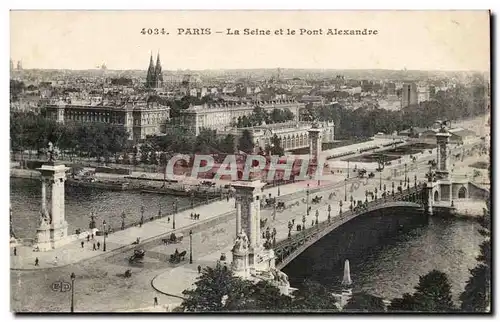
[274,186,424,265]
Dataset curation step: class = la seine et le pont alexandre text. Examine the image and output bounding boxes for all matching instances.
[178,28,379,36]
[141,28,379,36]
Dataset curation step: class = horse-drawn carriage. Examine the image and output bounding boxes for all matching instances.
[129,249,146,263]
[169,249,187,264]
[276,201,286,210]
[162,233,184,245]
[311,196,323,204]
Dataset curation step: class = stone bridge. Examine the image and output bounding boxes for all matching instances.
[273,186,426,270]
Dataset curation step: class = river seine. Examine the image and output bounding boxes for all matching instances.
[10,178,483,304]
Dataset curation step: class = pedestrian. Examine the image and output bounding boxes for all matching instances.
[312,220,314,227]
[198,265,202,274]
[34,257,39,266]
[54,256,58,265]
[154,297,158,306]
[190,213,193,219]
[87,235,90,242]
[97,241,101,250]
[292,219,295,225]
[226,195,229,202]
[13,247,17,256]
[81,241,84,248]
[91,233,94,240]
[93,243,96,251]
[167,217,170,223]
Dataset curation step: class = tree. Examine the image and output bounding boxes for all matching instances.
[388,293,418,312]
[344,292,385,312]
[238,130,254,154]
[460,197,491,312]
[265,134,285,156]
[181,262,252,312]
[290,279,339,311]
[412,270,455,312]
[181,262,290,312]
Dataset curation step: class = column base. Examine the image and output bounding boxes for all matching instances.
[35,221,69,251]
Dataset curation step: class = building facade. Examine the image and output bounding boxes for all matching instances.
[44,99,170,141]
[180,99,305,136]
[221,121,335,152]
[401,82,418,108]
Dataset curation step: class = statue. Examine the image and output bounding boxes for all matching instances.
[270,268,290,287]
[435,120,451,133]
[46,141,59,164]
[232,230,249,253]
[39,209,50,227]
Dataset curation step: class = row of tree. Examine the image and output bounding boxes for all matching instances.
[179,263,476,312]
[236,106,295,128]
[11,111,130,162]
[307,84,489,139]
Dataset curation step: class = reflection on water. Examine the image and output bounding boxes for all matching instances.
[10,178,191,239]
[284,211,484,303]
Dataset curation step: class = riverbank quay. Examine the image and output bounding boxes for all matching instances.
[10,179,323,271]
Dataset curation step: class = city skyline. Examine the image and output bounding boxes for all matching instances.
[10,11,490,72]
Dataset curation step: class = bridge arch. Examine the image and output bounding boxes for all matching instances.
[458,186,467,199]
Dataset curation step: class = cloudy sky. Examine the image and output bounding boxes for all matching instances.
[10,10,490,71]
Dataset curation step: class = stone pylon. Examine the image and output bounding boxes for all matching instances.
[35,164,69,251]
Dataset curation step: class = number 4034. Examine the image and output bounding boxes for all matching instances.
[141,28,168,35]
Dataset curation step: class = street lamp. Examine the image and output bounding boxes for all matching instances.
[189,230,193,264]
[347,160,350,178]
[302,215,306,231]
[344,179,347,202]
[140,206,144,227]
[70,272,75,313]
[404,163,408,183]
[102,220,106,251]
[306,183,310,216]
[315,210,319,225]
[172,200,176,230]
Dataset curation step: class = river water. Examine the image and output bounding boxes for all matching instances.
[10,178,483,304]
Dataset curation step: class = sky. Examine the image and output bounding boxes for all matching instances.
[10,10,490,71]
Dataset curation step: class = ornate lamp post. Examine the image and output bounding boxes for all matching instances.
[172,201,176,230]
[70,273,76,313]
[102,220,107,251]
[306,183,310,216]
[377,157,385,190]
[328,204,331,222]
[288,221,293,238]
[374,187,378,200]
[315,210,319,225]
[189,230,193,264]
[302,215,306,231]
[344,179,347,202]
[365,190,368,203]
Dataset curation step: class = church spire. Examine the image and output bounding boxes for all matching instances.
[155,51,163,87]
[146,52,156,88]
